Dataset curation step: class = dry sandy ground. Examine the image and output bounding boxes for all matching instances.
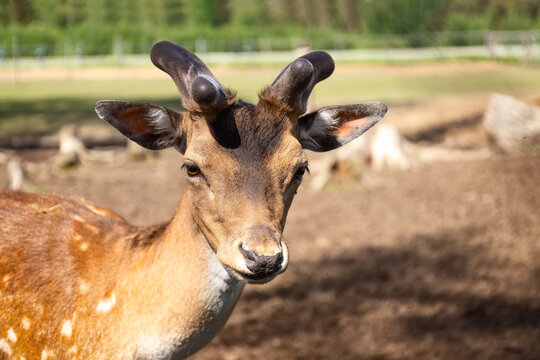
[1,148,539,360]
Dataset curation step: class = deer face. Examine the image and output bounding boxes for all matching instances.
[178,103,303,283]
[96,41,387,284]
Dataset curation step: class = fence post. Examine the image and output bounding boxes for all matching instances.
[0,47,5,67]
[64,40,72,68]
[289,37,301,51]
[259,37,271,52]
[11,36,19,83]
[75,42,84,68]
[114,37,124,67]
[334,37,345,50]
[486,31,496,61]
[196,38,207,53]
[522,31,532,65]
[35,46,45,67]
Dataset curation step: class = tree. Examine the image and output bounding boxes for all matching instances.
[66,0,87,27]
[336,0,360,31]
[86,0,107,25]
[229,0,269,27]
[271,0,303,26]
[189,0,229,26]
[8,0,35,24]
[0,0,10,26]
[365,0,447,34]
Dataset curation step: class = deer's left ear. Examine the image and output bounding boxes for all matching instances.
[297,102,387,152]
[95,100,187,152]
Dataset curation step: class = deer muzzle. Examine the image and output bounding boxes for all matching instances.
[233,224,289,283]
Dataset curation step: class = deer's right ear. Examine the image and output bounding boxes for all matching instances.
[297,102,387,152]
[95,100,187,152]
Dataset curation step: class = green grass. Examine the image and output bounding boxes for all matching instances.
[315,67,540,105]
[1,63,539,137]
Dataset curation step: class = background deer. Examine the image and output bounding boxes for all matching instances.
[0,41,387,360]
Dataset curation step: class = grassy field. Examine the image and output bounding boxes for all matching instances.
[1,61,540,137]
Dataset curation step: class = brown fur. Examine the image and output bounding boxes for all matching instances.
[0,190,242,359]
[258,87,300,117]
[0,191,134,359]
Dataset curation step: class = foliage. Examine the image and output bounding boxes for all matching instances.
[365,0,448,34]
[0,0,538,56]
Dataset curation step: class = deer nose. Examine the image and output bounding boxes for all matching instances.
[239,245,284,278]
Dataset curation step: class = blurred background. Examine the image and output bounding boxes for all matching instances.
[1,1,540,359]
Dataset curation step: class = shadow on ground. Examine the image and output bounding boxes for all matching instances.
[199,225,540,360]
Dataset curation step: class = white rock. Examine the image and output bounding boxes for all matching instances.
[483,94,540,153]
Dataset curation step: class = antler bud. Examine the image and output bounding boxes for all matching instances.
[150,41,235,112]
[268,51,335,115]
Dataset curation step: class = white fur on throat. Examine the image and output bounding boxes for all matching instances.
[131,237,243,360]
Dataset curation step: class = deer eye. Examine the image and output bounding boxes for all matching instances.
[294,166,308,181]
[185,163,201,177]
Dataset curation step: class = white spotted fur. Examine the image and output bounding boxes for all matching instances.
[0,338,12,355]
[96,293,116,313]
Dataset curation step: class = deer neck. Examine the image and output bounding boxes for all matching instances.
[110,192,244,358]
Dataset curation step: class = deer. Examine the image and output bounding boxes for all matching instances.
[0,41,387,360]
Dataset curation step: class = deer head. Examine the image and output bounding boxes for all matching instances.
[95,41,387,284]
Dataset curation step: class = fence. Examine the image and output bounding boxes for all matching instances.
[0,30,539,67]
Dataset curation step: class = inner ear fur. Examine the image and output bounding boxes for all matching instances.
[298,102,388,152]
[95,100,186,151]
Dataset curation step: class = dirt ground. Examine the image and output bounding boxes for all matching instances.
[1,145,539,359]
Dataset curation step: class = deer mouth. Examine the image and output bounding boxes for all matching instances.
[227,264,288,284]
[236,271,279,284]
[200,229,289,284]
[221,242,289,284]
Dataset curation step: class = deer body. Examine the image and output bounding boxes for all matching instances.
[0,191,243,359]
[0,41,386,359]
